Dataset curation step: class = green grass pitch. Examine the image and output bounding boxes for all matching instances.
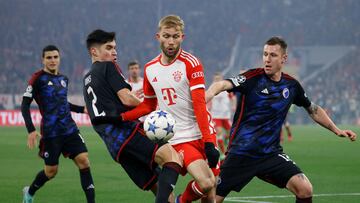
[0,125,359,202]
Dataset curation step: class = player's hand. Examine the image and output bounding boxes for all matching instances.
[134,88,144,99]
[84,107,88,114]
[91,115,123,125]
[204,142,220,168]
[336,129,357,141]
[27,131,39,149]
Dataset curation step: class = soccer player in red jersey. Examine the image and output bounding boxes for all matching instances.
[119,15,220,202]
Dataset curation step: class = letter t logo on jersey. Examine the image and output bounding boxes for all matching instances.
[161,88,177,106]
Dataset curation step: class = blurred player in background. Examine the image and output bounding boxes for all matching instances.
[206,36,357,203]
[118,15,220,202]
[281,118,293,142]
[83,29,182,203]
[208,72,236,160]
[127,60,144,100]
[281,105,294,143]
[127,60,147,121]
[21,45,95,203]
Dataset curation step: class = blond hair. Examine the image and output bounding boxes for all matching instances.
[158,15,185,33]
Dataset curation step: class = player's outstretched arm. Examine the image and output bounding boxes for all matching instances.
[306,102,357,141]
[122,97,157,121]
[117,88,142,107]
[205,80,234,103]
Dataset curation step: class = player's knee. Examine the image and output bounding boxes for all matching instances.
[45,166,58,178]
[75,153,90,169]
[291,180,313,198]
[296,182,313,198]
[198,176,216,193]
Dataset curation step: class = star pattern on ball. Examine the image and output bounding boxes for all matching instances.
[163,122,174,136]
[156,110,168,118]
[147,121,159,134]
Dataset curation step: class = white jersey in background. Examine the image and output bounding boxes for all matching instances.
[210,91,232,119]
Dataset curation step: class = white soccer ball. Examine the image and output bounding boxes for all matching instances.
[143,110,176,143]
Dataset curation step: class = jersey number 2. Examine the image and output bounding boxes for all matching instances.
[87,86,106,116]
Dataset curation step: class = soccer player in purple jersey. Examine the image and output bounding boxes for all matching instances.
[21,45,95,203]
[206,37,357,203]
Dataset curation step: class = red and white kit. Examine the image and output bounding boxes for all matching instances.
[210,91,233,131]
[142,49,218,174]
[128,77,144,100]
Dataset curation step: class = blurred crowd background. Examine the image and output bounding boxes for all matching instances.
[0,0,359,124]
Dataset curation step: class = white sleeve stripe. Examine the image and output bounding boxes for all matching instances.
[188,53,200,66]
[183,52,199,66]
[144,95,157,98]
[182,51,200,66]
[181,53,199,67]
[190,84,205,91]
[180,53,195,67]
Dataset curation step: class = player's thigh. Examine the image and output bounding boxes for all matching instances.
[154,143,182,166]
[256,153,303,189]
[39,137,63,166]
[216,154,255,198]
[62,132,88,160]
[222,119,232,131]
[172,140,207,175]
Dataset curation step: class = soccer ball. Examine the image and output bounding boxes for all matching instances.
[143,110,176,143]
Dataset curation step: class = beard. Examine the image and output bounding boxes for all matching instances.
[160,43,180,59]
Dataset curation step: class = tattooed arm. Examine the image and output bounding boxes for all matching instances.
[306,102,356,141]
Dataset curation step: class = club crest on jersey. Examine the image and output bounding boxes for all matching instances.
[172,70,183,82]
[230,75,246,87]
[282,88,289,98]
[61,80,67,88]
[23,85,33,97]
[44,152,49,158]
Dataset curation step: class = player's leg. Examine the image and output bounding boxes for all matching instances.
[150,183,176,203]
[286,174,313,203]
[200,175,218,203]
[284,121,293,141]
[153,143,182,203]
[222,119,232,154]
[118,124,181,203]
[280,125,285,143]
[24,137,61,202]
[213,119,226,156]
[256,153,312,203]
[66,132,95,203]
[178,159,215,202]
[173,140,216,202]
[215,154,255,203]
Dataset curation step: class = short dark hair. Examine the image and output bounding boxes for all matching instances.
[265,36,287,53]
[42,45,59,58]
[127,60,140,69]
[86,29,116,51]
